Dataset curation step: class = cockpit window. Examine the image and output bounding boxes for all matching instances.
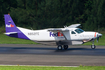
[75,28,84,34]
[71,31,76,34]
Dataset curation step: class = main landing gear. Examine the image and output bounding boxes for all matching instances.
[57,45,68,50]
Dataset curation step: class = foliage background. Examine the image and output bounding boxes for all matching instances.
[0,0,105,31]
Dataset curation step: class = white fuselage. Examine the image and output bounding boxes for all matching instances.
[17,27,99,45]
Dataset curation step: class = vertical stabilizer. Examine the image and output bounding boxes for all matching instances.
[4,14,29,40]
[4,14,19,32]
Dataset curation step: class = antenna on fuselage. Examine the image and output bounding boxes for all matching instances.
[30,27,33,30]
[64,25,67,28]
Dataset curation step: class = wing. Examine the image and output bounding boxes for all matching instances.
[48,28,69,40]
[67,24,81,28]
[48,28,69,32]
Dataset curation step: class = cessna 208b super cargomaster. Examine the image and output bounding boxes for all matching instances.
[4,14,102,50]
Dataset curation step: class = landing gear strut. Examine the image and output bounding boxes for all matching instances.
[91,45,96,49]
[91,41,96,49]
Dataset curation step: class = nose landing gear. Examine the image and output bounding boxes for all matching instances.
[91,45,96,49]
[91,41,96,49]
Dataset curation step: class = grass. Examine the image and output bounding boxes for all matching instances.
[0,34,37,44]
[0,66,105,70]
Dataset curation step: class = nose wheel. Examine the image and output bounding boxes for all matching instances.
[91,45,96,49]
[91,40,96,49]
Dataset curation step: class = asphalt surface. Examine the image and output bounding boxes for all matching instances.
[0,44,105,66]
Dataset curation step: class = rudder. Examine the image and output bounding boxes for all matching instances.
[4,14,19,33]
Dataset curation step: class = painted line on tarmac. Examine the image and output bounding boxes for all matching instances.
[0,65,78,67]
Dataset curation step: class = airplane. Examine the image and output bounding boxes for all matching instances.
[4,14,102,50]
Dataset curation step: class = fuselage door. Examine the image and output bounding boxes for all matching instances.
[70,31,79,40]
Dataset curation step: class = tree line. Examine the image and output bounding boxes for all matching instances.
[0,0,105,31]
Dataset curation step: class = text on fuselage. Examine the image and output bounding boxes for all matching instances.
[50,32,63,37]
[28,32,39,35]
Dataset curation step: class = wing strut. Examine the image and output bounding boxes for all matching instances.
[60,31,67,40]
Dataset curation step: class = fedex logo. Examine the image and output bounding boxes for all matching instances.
[50,32,63,37]
[6,24,14,27]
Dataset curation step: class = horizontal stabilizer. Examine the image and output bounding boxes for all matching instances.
[4,32,17,35]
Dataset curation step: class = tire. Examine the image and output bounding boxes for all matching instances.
[91,45,96,49]
[57,45,62,50]
[63,45,68,50]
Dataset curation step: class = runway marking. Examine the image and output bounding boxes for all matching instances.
[0,65,78,67]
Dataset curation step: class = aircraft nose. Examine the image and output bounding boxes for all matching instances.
[97,33,102,37]
[96,33,102,42]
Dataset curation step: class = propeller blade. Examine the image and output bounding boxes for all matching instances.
[97,37,99,42]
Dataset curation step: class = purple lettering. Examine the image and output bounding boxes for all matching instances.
[50,32,58,37]
[50,32,54,37]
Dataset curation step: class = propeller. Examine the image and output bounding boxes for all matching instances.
[97,37,99,42]
[97,33,102,42]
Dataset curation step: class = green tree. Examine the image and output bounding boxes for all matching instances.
[1,0,105,31]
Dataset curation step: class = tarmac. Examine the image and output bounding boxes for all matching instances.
[0,44,105,66]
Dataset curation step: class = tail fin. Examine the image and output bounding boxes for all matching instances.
[4,14,29,40]
[4,14,19,32]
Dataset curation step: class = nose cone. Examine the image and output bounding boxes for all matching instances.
[97,33,102,37]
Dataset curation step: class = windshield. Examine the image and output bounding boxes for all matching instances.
[75,28,84,34]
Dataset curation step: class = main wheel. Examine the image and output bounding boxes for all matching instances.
[63,45,68,50]
[91,45,96,49]
[57,45,62,50]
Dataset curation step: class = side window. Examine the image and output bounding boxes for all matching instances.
[71,31,76,34]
